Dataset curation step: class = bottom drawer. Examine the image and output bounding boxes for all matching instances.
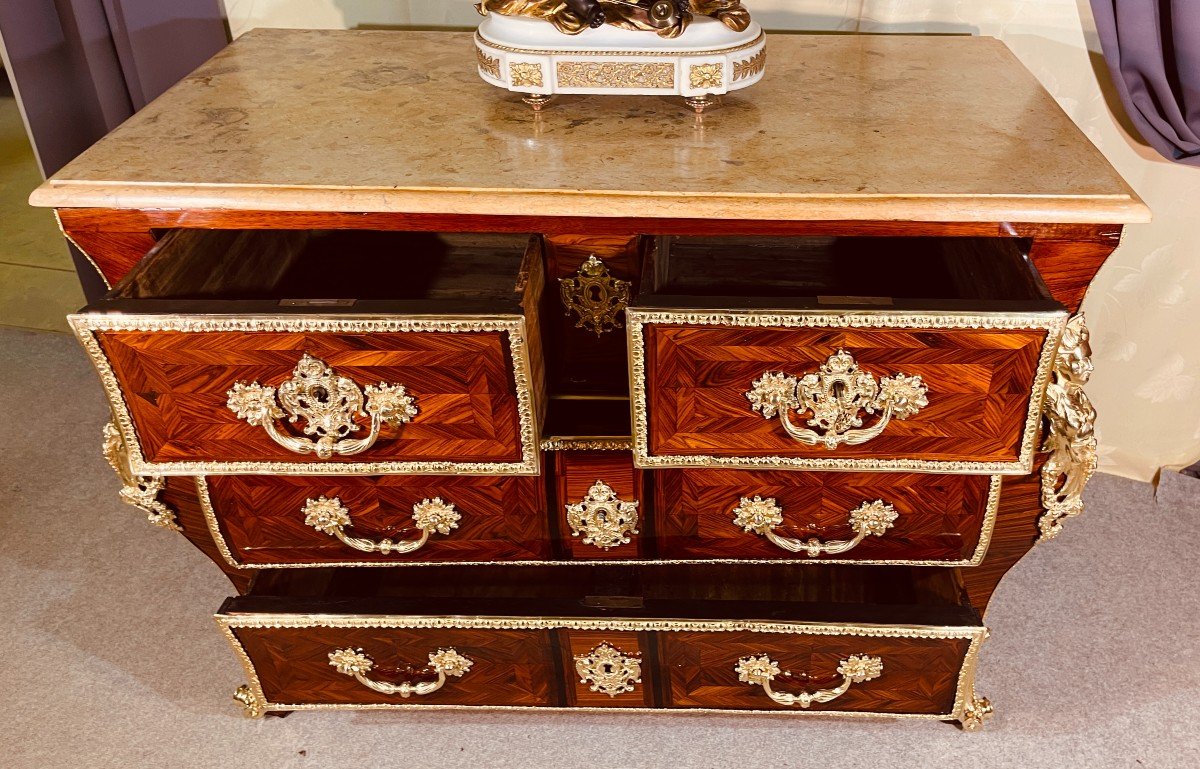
[217,565,989,726]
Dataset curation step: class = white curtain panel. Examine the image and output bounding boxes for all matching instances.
[223,0,1200,482]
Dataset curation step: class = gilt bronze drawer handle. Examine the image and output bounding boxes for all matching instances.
[735,654,883,708]
[303,496,460,555]
[732,496,898,556]
[227,353,417,459]
[328,647,472,698]
[745,350,928,450]
[565,480,640,550]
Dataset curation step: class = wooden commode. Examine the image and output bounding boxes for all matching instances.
[31,28,1148,729]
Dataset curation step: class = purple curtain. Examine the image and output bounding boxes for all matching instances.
[0,0,228,300]
[1090,1,1200,165]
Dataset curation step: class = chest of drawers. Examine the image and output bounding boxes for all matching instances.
[33,28,1148,731]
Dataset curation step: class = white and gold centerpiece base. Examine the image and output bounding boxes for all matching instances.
[476,14,766,112]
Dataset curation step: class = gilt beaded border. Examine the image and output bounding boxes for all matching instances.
[626,308,1068,475]
[215,614,988,722]
[67,313,541,477]
[196,474,1000,570]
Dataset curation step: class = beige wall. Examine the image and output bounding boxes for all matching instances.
[223,0,1200,482]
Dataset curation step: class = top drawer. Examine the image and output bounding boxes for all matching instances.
[70,231,545,476]
[629,236,1068,474]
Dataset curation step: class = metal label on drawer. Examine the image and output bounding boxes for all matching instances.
[279,298,358,307]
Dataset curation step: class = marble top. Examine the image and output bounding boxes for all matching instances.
[30,29,1148,223]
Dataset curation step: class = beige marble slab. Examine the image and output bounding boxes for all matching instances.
[30,29,1148,223]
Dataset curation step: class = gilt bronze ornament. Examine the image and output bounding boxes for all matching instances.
[475,0,765,111]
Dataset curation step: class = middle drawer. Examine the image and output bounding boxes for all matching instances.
[197,462,999,568]
[200,474,551,566]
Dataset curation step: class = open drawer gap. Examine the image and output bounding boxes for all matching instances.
[642,235,1055,310]
[109,229,536,308]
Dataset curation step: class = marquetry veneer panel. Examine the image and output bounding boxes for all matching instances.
[203,474,550,566]
[660,631,971,714]
[636,322,1059,470]
[87,327,532,473]
[218,614,983,718]
[655,470,995,564]
[230,626,558,707]
[555,451,647,560]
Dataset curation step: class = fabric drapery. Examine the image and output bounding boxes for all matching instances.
[0,0,227,301]
[1090,0,1200,165]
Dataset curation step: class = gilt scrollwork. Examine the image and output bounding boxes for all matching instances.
[476,48,501,79]
[746,350,928,450]
[732,496,898,556]
[1038,314,1097,543]
[101,421,181,532]
[960,691,994,731]
[574,642,643,697]
[226,353,417,460]
[233,684,264,718]
[735,654,883,708]
[303,495,460,555]
[559,255,632,337]
[733,48,766,80]
[328,647,473,697]
[565,480,640,550]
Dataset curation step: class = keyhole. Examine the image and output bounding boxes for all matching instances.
[312,385,330,403]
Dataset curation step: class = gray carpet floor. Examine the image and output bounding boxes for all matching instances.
[1,326,1197,769]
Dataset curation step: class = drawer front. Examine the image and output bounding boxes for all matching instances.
[201,474,551,567]
[219,616,984,720]
[561,630,655,707]
[71,316,540,475]
[223,623,558,708]
[629,310,1066,473]
[660,629,974,715]
[655,470,998,565]
[554,450,647,560]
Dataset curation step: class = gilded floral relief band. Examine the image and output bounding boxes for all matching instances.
[214,614,988,728]
[626,309,1068,475]
[1038,314,1097,543]
[195,474,1000,569]
[66,314,541,477]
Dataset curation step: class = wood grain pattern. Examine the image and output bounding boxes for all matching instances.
[234,626,560,707]
[205,474,550,565]
[645,325,1049,463]
[660,631,970,714]
[162,476,255,593]
[555,451,648,560]
[1028,226,1123,312]
[561,630,654,708]
[98,329,526,466]
[543,234,643,396]
[655,470,991,563]
[57,206,1120,290]
[962,457,1046,612]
